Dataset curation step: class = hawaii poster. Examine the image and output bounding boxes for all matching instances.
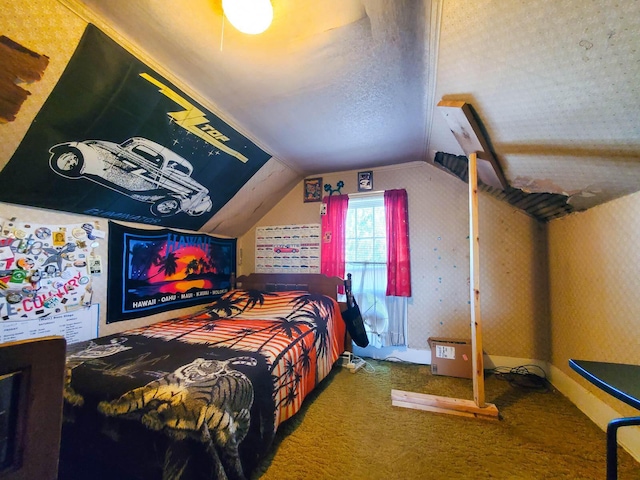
[107,222,236,322]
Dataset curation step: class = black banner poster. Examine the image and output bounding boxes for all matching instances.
[0,24,271,230]
[107,222,236,323]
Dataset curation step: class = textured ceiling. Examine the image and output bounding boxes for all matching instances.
[429,0,640,212]
[63,0,431,175]
[13,0,640,233]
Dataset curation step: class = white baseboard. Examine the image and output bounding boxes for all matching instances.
[351,348,549,371]
[353,347,640,463]
[352,345,430,364]
[549,363,640,464]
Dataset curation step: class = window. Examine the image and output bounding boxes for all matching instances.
[345,194,389,346]
[321,189,410,347]
[345,194,386,265]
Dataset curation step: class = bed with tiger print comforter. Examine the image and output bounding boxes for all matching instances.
[59,289,346,480]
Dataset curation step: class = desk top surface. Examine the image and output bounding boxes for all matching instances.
[569,359,640,411]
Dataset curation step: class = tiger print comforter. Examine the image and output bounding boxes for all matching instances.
[59,290,346,480]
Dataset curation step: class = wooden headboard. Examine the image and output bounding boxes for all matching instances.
[235,273,344,301]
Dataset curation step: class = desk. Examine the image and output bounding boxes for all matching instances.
[569,359,640,480]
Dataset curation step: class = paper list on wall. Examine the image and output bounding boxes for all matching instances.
[255,224,321,273]
[0,304,98,345]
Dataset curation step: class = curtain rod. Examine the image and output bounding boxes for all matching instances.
[348,190,385,198]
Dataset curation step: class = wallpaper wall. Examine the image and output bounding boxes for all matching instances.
[238,162,549,359]
[0,0,216,337]
[0,203,209,337]
[549,189,640,417]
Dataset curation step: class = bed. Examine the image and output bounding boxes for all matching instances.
[59,273,348,480]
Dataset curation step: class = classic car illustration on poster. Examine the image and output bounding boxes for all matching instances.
[107,222,236,322]
[0,24,271,231]
[49,136,213,218]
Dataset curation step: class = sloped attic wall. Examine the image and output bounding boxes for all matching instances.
[239,162,550,362]
[0,0,295,334]
[0,0,300,239]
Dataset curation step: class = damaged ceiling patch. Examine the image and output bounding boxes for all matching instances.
[434,152,574,222]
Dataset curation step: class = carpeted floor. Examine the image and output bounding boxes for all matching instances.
[252,359,640,479]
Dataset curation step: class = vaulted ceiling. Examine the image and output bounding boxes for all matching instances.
[41,0,640,232]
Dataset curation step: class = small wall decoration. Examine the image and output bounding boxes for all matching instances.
[0,36,49,123]
[358,171,373,191]
[303,177,323,203]
[324,180,344,196]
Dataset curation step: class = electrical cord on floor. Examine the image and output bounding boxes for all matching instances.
[383,356,414,364]
[341,352,376,373]
[345,353,376,373]
[491,364,549,391]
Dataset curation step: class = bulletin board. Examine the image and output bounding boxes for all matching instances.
[0,304,98,345]
[255,224,321,273]
[0,217,103,321]
[0,217,103,345]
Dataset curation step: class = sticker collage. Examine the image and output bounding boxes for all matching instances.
[0,218,103,322]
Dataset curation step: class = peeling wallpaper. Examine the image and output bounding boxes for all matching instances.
[549,189,640,417]
[433,0,640,211]
[0,0,85,170]
[239,162,548,358]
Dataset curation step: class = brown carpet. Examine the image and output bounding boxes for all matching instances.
[253,359,640,479]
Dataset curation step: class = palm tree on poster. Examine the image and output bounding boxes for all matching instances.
[147,251,179,280]
[197,257,208,274]
[129,241,164,280]
[185,258,199,275]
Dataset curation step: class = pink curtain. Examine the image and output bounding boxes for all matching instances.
[320,194,349,280]
[385,189,411,297]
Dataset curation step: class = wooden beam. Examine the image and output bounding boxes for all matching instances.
[468,152,486,408]
[391,118,498,419]
[391,390,499,420]
[437,100,507,190]
[391,152,499,420]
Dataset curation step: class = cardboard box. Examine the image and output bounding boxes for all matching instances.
[428,337,473,379]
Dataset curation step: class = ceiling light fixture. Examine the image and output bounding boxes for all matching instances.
[222,0,273,35]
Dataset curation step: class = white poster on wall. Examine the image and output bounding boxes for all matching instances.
[0,304,99,345]
[255,224,321,273]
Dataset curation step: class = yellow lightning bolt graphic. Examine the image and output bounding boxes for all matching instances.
[140,73,248,163]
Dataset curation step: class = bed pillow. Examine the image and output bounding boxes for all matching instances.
[206,289,335,322]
